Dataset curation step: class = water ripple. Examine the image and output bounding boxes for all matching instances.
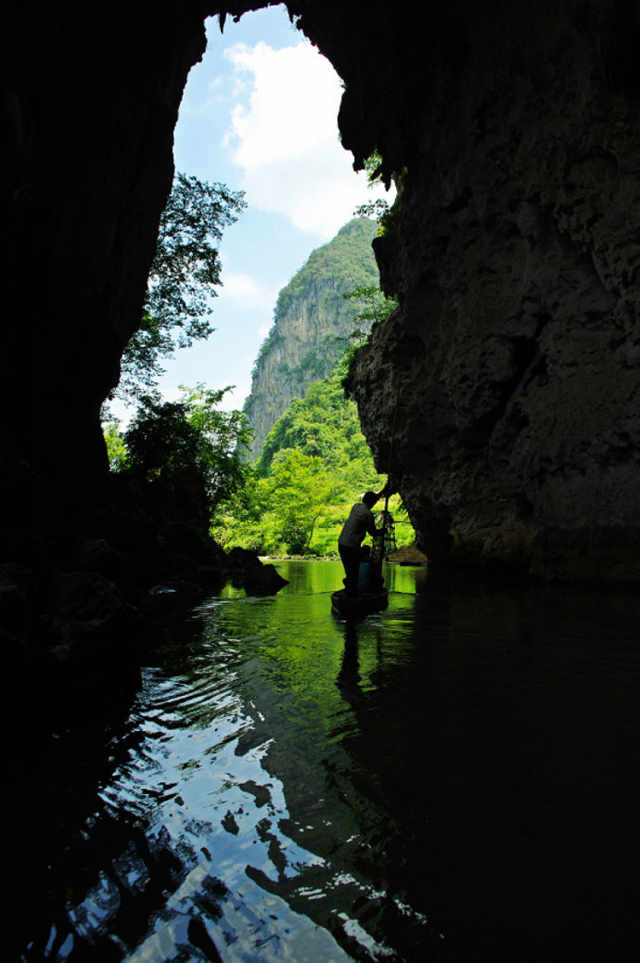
[16,562,640,962]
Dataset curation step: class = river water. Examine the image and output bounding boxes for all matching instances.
[11,560,640,961]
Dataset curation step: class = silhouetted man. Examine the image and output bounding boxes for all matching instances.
[338,490,384,596]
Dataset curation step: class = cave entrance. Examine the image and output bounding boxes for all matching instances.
[107,5,408,559]
[155,4,390,413]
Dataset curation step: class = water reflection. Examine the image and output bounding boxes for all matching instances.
[11,562,640,962]
[336,621,363,707]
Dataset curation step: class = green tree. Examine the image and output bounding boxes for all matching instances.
[103,421,128,472]
[178,385,254,513]
[117,386,253,527]
[256,356,383,484]
[268,449,339,554]
[353,150,398,235]
[119,173,246,400]
[212,337,419,557]
[214,355,399,555]
[341,284,398,347]
[214,448,340,556]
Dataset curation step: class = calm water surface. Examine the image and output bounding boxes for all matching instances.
[12,561,640,961]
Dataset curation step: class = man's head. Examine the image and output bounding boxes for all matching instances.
[362,491,378,508]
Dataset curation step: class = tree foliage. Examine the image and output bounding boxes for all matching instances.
[213,449,342,557]
[103,422,128,472]
[267,450,340,554]
[341,285,398,346]
[353,151,398,233]
[215,272,410,558]
[107,386,253,527]
[256,356,379,479]
[119,173,246,401]
[213,355,413,557]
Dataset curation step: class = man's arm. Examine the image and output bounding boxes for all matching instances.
[378,477,397,498]
[365,512,379,538]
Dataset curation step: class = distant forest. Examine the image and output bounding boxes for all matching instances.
[213,355,414,557]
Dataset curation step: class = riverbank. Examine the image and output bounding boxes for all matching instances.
[260,543,428,565]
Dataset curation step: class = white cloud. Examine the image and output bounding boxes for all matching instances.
[223,40,391,239]
[220,270,277,310]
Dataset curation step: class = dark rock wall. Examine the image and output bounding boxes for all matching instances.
[2,1,209,507]
[333,0,640,580]
[2,1,220,706]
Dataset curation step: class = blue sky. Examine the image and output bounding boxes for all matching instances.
[119,4,390,419]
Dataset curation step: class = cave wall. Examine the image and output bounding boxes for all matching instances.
[327,0,640,580]
[2,1,211,512]
[3,0,640,583]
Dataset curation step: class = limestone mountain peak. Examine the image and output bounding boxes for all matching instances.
[244,217,380,456]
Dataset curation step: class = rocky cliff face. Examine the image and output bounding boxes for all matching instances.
[336,0,640,580]
[244,218,379,455]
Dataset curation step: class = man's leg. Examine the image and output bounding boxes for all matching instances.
[339,544,360,596]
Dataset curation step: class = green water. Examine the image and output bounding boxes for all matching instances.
[11,561,640,961]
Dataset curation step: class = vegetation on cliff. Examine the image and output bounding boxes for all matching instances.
[213,356,413,557]
[243,218,383,455]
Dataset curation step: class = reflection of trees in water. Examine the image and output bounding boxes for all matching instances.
[12,562,431,962]
[382,561,428,596]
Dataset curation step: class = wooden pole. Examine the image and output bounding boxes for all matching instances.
[381,384,401,556]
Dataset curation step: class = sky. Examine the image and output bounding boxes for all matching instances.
[115,4,391,420]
